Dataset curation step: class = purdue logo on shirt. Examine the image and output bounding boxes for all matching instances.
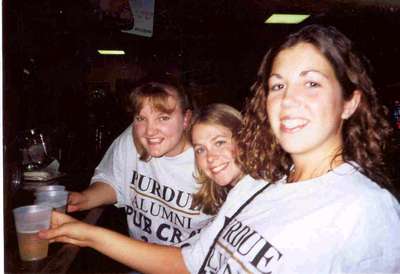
[204,217,282,273]
[125,170,204,245]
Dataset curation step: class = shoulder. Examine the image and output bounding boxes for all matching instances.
[113,124,134,146]
[328,163,389,197]
[334,168,400,269]
[119,124,134,141]
[107,124,136,156]
[228,175,269,200]
[330,163,400,222]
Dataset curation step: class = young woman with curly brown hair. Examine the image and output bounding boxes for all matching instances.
[238,24,393,190]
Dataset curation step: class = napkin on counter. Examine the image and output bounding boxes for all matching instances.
[23,160,63,181]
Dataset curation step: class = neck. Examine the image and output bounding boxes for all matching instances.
[289,154,343,183]
[177,137,191,154]
[229,171,245,188]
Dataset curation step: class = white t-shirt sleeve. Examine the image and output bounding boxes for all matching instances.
[334,189,400,273]
[181,216,224,273]
[181,176,268,273]
[90,126,133,206]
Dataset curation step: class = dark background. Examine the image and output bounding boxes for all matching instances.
[4,0,400,172]
[3,1,400,272]
[4,1,400,202]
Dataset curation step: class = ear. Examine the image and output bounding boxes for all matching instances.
[183,109,192,129]
[341,90,361,120]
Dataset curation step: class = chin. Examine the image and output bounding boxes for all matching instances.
[215,181,232,187]
[147,149,165,157]
[214,176,235,187]
[279,140,310,154]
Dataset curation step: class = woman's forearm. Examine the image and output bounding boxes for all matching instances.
[81,182,117,209]
[88,225,189,274]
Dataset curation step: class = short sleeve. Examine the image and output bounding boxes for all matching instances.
[90,125,135,206]
[181,218,221,273]
[181,176,269,272]
[334,189,400,273]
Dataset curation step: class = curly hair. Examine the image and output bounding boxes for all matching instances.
[126,75,193,161]
[189,103,243,214]
[238,24,393,189]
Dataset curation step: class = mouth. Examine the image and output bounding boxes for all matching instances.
[210,163,229,174]
[280,118,309,132]
[146,137,163,145]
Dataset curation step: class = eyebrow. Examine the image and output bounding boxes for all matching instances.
[192,134,229,147]
[300,69,329,79]
[269,69,329,80]
[269,73,282,79]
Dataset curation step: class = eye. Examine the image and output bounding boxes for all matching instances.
[194,147,205,155]
[305,81,321,88]
[134,116,144,122]
[159,116,170,121]
[269,83,285,92]
[215,140,226,147]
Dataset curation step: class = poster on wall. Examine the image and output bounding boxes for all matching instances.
[98,0,135,30]
[122,0,155,37]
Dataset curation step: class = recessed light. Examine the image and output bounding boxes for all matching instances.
[97,50,125,55]
[265,14,310,24]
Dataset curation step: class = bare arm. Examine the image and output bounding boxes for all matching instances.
[91,227,188,274]
[39,212,189,274]
[68,182,117,212]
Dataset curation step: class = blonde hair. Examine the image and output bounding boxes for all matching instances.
[190,103,243,214]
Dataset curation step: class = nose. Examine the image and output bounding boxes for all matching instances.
[206,151,218,163]
[281,84,301,108]
[145,121,158,136]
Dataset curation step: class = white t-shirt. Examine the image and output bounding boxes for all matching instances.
[182,163,400,273]
[91,125,213,247]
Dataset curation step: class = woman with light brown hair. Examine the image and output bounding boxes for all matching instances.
[190,103,244,215]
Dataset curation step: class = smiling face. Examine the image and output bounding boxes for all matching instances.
[192,123,242,187]
[133,93,191,158]
[266,42,359,163]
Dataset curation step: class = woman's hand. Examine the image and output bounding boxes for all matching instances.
[39,212,189,273]
[38,211,95,247]
[67,191,89,212]
[67,183,117,212]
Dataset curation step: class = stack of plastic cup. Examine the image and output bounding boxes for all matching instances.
[35,185,66,192]
[13,205,52,261]
[34,190,69,213]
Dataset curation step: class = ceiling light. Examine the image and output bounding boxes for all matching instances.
[97,50,125,55]
[265,14,310,24]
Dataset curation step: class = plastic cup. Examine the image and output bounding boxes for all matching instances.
[13,205,52,261]
[34,190,69,213]
[35,185,65,192]
[35,199,67,213]
[34,190,69,200]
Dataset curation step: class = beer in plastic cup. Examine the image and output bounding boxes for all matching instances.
[13,205,52,261]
